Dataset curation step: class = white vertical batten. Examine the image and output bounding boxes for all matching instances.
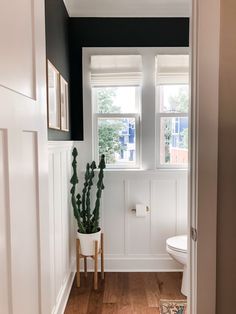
[141,50,156,169]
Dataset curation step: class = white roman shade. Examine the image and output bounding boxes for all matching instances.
[90,55,142,86]
[156,55,189,85]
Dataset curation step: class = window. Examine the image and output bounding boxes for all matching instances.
[91,55,141,168]
[156,55,189,167]
[84,48,189,170]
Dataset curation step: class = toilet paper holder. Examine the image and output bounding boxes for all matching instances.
[131,206,150,213]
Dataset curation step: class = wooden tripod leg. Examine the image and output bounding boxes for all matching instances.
[101,233,104,280]
[84,257,87,278]
[94,240,98,290]
[76,239,80,288]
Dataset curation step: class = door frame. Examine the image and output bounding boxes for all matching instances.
[190,0,220,313]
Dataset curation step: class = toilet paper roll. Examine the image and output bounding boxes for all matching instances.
[135,203,147,217]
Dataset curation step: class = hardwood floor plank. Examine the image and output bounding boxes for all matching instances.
[101,303,118,313]
[117,273,133,313]
[87,277,105,314]
[103,273,121,304]
[65,273,100,314]
[128,273,149,314]
[157,272,186,300]
[143,273,161,308]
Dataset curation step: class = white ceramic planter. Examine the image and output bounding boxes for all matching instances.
[77,229,101,256]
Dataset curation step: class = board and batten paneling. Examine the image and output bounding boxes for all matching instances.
[48,142,75,314]
[76,166,188,272]
[103,171,187,271]
[11,132,40,314]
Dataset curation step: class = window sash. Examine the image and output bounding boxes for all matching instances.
[93,113,140,168]
[92,86,141,114]
[156,84,189,114]
[156,79,189,168]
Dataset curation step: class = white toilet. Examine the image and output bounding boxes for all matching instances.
[166,235,188,296]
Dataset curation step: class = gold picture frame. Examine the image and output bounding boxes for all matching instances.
[47,60,61,130]
[60,75,69,131]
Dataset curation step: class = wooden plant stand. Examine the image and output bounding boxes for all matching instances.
[76,233,104,290]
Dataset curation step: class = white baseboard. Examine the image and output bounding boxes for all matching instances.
[53,260,76,314]
[79,254,183,272]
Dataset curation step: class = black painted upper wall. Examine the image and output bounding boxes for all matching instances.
[45,0,71,140]
[69,18,189,140]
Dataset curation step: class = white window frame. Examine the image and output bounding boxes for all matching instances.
[83,47,189,170]
[91,82,141,169]
[156,82,189,169]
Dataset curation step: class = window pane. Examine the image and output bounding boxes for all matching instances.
[94,87,139,113]
[159,85,189,113]
[98,118,136,165]
[160,117,188,165]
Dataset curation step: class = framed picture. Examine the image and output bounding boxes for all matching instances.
[47,60,61,129]
[60,75,69,131]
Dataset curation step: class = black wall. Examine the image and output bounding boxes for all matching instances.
[45,0,71,140]
[69,18,189,140]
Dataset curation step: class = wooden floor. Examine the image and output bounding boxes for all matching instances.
[64,272,186,314]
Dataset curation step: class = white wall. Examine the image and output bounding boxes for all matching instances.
[75,142,188,271]
[48,142,75,314]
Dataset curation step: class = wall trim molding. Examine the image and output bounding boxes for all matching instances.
[53,260,76,314]
[48,141,74,150]
[63,0,190,18]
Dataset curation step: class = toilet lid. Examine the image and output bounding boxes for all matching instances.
[166,235,187,253]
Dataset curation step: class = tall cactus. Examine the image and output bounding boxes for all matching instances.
[70,147,106,234]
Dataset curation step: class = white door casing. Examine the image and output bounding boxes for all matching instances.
[190,0,220,313]
[0,0,50,314]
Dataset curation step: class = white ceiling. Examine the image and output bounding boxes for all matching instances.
[63,0,190,18]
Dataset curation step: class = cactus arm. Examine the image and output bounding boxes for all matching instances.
[70,147,86,233]
[76,193,82,216]
[70,148,79,186]
[85,161,96,233]
[70,186,79,220]
[71,188,85,233]
[81,163,90,227]
[92,154,106,233]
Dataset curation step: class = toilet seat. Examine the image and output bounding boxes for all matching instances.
[166,235,187,253]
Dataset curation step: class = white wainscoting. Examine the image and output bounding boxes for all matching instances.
[101,170,187,271]
[48,141,187,292]
[48,141,75,314]
[76,165,188,272]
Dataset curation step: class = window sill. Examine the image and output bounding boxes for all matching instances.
[99,168,188,175]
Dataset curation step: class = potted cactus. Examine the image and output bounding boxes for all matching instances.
[70,147,106,256]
